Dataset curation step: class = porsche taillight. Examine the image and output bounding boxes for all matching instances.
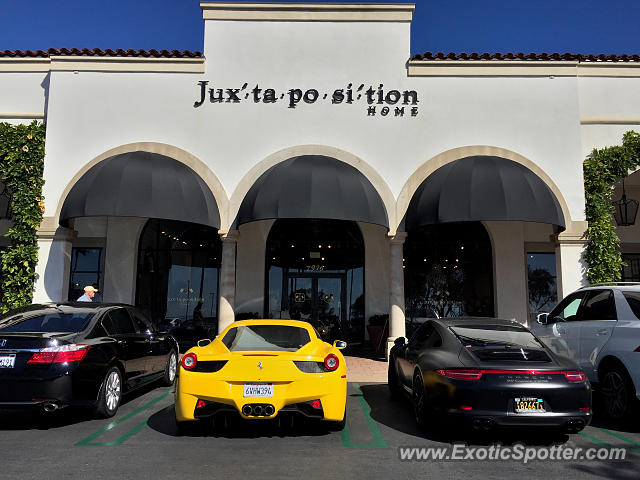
[324,354,339,371]
[181,353,197,370]
[28,344,90,364]
[563,371,587,382]
[436,369,482,380]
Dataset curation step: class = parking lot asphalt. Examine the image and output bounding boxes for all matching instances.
[1,381,639,480]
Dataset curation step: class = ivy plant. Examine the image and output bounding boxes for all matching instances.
[583,130,640,283]
[0,121,46,312]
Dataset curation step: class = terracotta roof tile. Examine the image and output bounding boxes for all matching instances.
[411,52,640,62]
[0,48,202,58]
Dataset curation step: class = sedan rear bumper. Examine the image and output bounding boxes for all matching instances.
[0,375,87,407]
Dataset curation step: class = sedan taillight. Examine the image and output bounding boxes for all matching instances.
[635,346,640,352]
[28,344,90,364]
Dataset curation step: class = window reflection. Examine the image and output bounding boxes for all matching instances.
[68,247,103,301]
[527,252,557,323]
[136,219,221,336]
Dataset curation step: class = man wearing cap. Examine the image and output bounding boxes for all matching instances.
[77,285,98,302]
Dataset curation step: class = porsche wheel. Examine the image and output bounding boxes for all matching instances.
[413,372,428,429]
[95,367,122,418]
[162,350,178,386]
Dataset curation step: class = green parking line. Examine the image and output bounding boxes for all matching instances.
[340,383,388,449]
[578,431,611,447]
[597,428,640,448]
[75,390,172,447]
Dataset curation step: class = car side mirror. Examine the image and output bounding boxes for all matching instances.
[197,339,212,347]
[536,313,550,325]
[394,337,406,347]
[333,340,347,350]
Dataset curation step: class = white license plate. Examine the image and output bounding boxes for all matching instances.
[0,354,16,368]
[243,383,273,397]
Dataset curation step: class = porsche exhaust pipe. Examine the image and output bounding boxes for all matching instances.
[264,405,275,416]
[43,402,59,413]
[242,405,253,416]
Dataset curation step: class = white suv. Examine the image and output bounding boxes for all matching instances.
[529,285,640,420]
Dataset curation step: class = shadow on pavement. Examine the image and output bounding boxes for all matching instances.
[0,380,169,431]
[570,458,640,479]
[360,383,572,446]
[147,403,332,439]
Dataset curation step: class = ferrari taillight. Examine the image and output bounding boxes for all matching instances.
[28,344,90,364]
[181,353,197,370]
[324,354,339,371]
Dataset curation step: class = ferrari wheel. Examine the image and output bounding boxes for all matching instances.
[388,357,401,398]
[413,372,429,429]
[162,350,178,386]
[601,365,635,420]
[95,367,122,418]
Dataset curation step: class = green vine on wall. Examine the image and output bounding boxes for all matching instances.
[584,130,640,283]
[0,121,45,312]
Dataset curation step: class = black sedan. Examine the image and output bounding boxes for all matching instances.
[0,303,178,417]
[389,318,592,432]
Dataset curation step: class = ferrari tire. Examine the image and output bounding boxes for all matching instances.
[600,364,637,421]
[388,357,401,398]
[162,350,178,386]
[95,367,122,418]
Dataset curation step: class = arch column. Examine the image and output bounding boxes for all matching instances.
[554,221,588,299]
[33,218,76,303]
[218,230,239,333]
[387,232,407,358]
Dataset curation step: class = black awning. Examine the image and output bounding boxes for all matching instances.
[60,151,220,228]
[405,156,565,231]
[237,155,389,228]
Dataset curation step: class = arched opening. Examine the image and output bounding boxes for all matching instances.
[403,223,494,335]
[136,219,222,343]
[265,219,365,343]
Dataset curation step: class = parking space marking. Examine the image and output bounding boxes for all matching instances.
[596,427,640,450]
[340,383,388,449]
[578,430,611,447]
[75,390,172,447]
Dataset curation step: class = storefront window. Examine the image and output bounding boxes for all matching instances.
[526,252,558,323]
[68,247,103,301]
[136,219,221,335]
[265,219,364,343]
[404,223,494,331]
[621,253,640,281]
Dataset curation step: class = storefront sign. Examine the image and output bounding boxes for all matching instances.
[194,81,419,117]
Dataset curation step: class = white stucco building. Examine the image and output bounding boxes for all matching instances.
[1,2,639,351]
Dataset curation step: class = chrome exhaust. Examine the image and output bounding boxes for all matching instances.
[241,405,253,416]
[43,403,59,413]
[253,405,263,416]
[264,405,275,416]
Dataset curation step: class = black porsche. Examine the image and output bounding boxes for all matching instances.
[388,318,592,432]
[0,303,178,417]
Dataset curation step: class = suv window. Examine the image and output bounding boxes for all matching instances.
[581,290,617,321]
[623,291,640,320]
[102,308,136,335]
[549,291,586,323]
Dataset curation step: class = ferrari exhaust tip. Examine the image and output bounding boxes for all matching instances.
[253,405,263,416]
[242,405,253,416]
[264,405,275,416]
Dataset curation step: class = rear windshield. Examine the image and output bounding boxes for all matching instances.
[222,325,311,352]
[450,324,544,349]
[623,291,640,320]
[0,313,94,333]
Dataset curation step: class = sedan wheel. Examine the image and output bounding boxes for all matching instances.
[601,368,631,420]
[162,351,178,386]
[96,367,122,418]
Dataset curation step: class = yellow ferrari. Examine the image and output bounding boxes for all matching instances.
[175,319,347,431]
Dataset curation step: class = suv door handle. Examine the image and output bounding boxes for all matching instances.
[596,329,609,336]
